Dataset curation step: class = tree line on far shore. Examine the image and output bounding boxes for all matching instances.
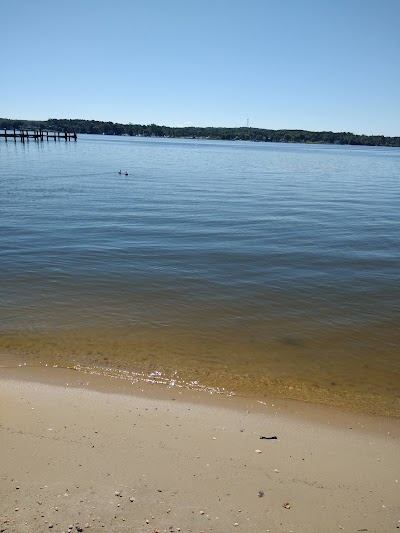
[1,117,399,147]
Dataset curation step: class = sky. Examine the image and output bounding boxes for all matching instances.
[2,0,400,136]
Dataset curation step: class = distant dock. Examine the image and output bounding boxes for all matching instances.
[0,129,77,142]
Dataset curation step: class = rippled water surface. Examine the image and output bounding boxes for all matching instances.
[1,136,399,414]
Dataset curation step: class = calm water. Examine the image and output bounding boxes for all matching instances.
[1,136,399,414]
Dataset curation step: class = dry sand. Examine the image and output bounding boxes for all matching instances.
[0,366,399,533]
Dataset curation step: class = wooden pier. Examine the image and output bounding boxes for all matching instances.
[0,129,77,142]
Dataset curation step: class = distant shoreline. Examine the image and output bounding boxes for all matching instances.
[1,117,400,147]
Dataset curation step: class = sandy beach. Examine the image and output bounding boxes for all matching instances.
[1,366,399,533]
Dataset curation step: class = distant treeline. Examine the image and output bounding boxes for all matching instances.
[1,118,399,147]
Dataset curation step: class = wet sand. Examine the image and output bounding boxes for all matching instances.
[1,366,399,533]
[1,336,399,418]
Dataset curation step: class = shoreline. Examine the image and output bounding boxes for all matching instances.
[1,366,400,532]
[1,344,399,418]
[1,365,400,433]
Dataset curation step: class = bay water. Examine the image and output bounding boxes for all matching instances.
[1,135,399,414]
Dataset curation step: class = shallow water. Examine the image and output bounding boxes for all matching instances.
[1,136,399,414]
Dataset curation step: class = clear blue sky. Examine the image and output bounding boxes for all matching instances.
[2,0,399,136]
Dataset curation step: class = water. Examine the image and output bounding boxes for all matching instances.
[1,135,399,415]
